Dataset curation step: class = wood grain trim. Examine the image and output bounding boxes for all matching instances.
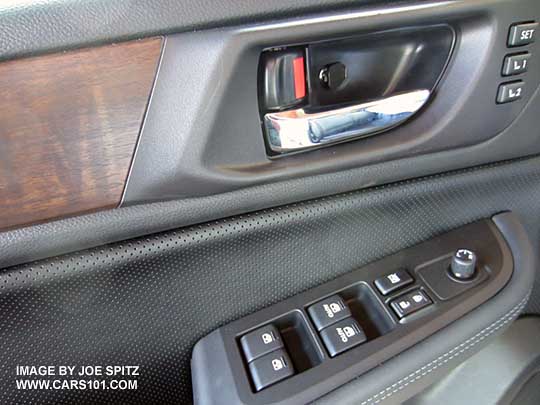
[0,37,163,231]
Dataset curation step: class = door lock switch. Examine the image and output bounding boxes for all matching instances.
[248,348,295,391]
[390,290,432,319]
[307,294,351,331]
[319,318,367,357]
[240,324,284,363]
[374,269,413,296]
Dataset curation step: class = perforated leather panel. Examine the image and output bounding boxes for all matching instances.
[2,156,540,404]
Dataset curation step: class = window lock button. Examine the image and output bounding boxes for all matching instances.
[374,269,413,296]
[240,324,284,363]
[307,294,351,331]
[319,317,367,357]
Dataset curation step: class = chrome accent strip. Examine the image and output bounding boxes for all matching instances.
[241,2,457,33]
[264,89,430,154]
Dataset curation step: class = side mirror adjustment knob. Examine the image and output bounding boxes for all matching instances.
[450,249,477,280]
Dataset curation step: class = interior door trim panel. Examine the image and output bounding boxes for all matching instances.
[0,1,539,405]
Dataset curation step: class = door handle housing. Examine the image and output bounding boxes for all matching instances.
[258,25,454,156]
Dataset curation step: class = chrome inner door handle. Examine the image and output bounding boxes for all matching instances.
[264,89,430,154]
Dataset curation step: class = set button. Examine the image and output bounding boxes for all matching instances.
[508,22,538,47]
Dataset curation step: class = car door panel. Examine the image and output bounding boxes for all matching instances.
[1,0,540,404]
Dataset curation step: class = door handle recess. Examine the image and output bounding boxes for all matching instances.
[258,25,453,156]
[264,89,430,153]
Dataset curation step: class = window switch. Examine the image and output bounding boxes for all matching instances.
[240,324,284,363]
[390,289,432,319]
[319,318,367,357]
[307,294,351,331]
[374,269,413,295]
[248,349,294,391]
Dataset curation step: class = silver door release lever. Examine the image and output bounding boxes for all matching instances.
[264,89,430,154]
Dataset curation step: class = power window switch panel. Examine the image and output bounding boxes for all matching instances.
[502,53,530,76]
[508,22,538,47]
[497,81,524,104]
[374,269,413,296]
[307,294,351,331]
[248,349,294,391]
[240,324,283,363]
[390,290,432,319]
[319,318,367,357]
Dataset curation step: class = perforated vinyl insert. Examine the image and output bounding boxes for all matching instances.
[1,156,540,404]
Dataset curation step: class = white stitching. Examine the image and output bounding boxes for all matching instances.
[359,294,530,405]
[360,295,529,405]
